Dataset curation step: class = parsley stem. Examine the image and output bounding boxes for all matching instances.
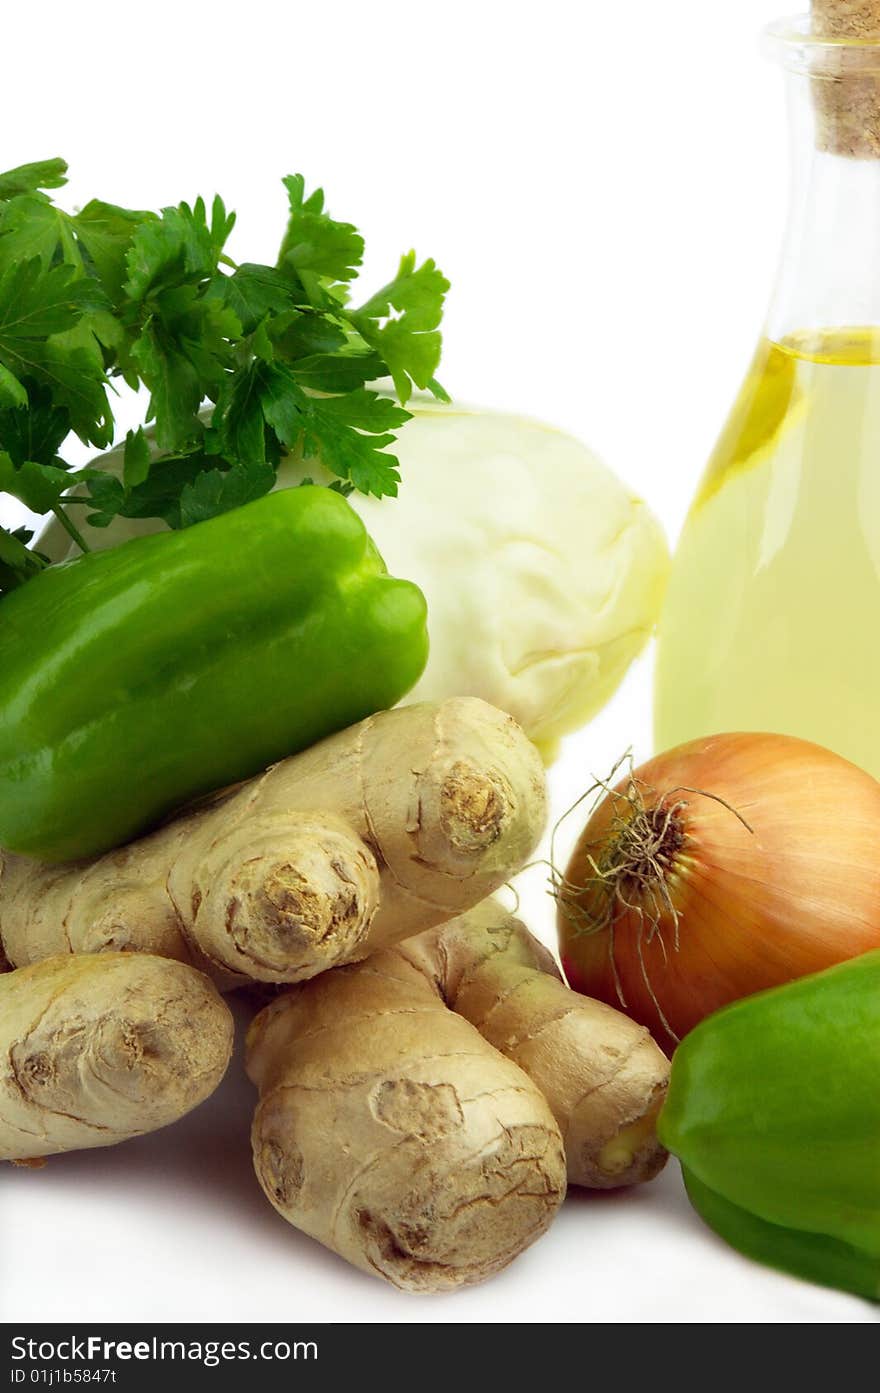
[52,505,92,554]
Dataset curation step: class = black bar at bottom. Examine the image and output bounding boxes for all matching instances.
[3,1324,559,1390]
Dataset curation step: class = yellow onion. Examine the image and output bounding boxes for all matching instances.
[556,732,880,1048]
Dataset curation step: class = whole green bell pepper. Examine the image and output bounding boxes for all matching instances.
[658,952,880,1302]
[0,486,428,862]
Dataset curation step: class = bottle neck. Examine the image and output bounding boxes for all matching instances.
[765,25,880,346]
[768,143,880,344]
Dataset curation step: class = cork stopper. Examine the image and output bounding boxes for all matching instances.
[812,1,880,156]
[813,0,880,38]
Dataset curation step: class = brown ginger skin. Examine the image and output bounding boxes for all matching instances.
[247,947,567,1293]
[0,954,233,1163]
[0,698,546,988]
[400,900,669,1189]
[246,899,668,1292]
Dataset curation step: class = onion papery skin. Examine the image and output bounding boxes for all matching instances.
[556,731,880,1048]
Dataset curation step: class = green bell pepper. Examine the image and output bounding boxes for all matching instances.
[0,486,428,862]
[658,952,880,1302]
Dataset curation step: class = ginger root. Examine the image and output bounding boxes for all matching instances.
[246,898,668,1292]
[246,950,567,1293]
[0,698,546,988]
[401,900,670,1188]
[1,954,233,1163]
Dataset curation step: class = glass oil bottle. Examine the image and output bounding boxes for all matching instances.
[655,6,880,777]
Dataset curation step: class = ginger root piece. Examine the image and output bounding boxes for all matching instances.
[0,698,546,988]
[246,950,567,1293]
[0,954,233,1163]
[400,900,670,1188]
[245,898,668,1292]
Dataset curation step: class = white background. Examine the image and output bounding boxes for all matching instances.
[2,0,877,1325]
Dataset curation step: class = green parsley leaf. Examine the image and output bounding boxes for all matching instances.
[290,351,385,393]
[0,258,112,445]
[122,200,240,448]
[0,257,102,341]
[80,471,126,528]
[0,450,70,513]
[177,459,275,529]
[74,200,154,301]
[0,363,27,409]
[271,313,347,360]
[0,162,448,579]
[249,317,276,364]
[252,362,303,449]
[426,375,452,404]
[0,195,80,269]
[215,263,295,335]
[123,427,151,491]
[211,360,272,465]
[0,383,69,466]
[298,391,408,498]
[124,197,234,302]
[312,387,410,435]
[39,319,114,445]
[81,450,205,530]
[348,252,449,403]
[0,522,47,591]
[279,175,364,291]
[130,324,208,452]
[0,158,68,200]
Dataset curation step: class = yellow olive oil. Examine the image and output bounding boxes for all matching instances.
[655,329,880,776]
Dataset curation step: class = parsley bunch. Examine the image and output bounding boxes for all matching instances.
[0,158,448,593]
